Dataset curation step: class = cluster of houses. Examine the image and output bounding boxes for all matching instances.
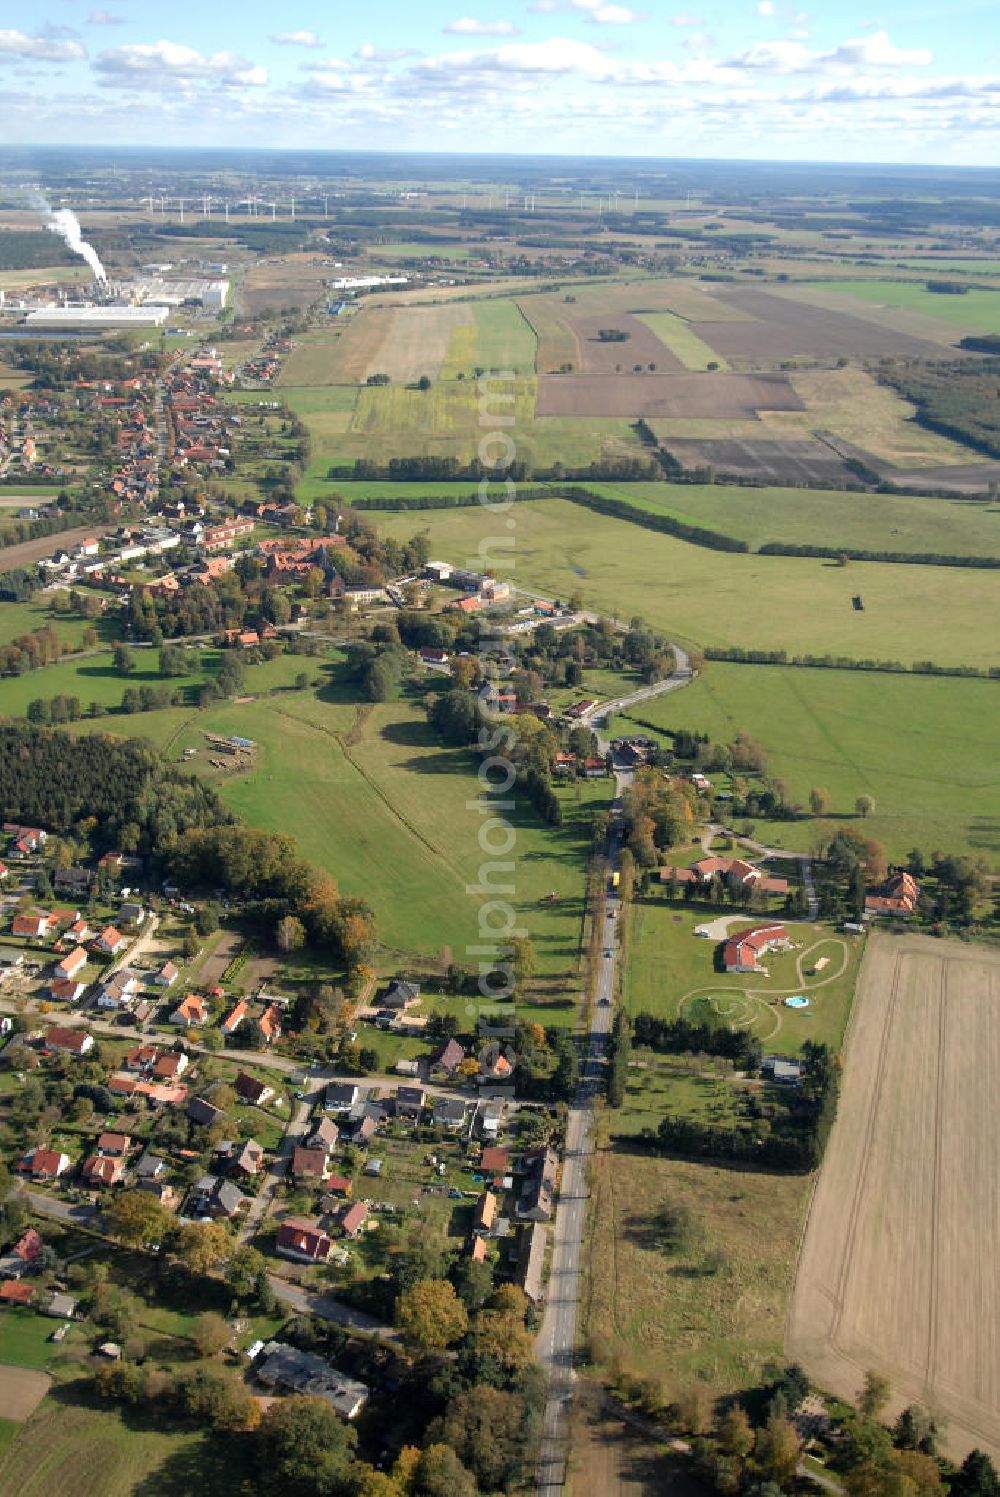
[864,870,919,918]
[424,561,512,615]
[660,855,789,900]
[0,392,67,483]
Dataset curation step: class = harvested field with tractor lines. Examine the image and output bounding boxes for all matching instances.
[788,934,1000,1462]
[689,286,953,364]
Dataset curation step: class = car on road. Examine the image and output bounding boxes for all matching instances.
[599,997,610,1006]
[603,947,613,956]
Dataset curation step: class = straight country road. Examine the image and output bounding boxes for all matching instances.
[534,644,694,1495]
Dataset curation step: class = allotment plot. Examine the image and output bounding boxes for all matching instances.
[788,934,1000,1461]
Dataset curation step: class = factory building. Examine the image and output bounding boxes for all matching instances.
[126,277,229,309]
[23,305,170,329]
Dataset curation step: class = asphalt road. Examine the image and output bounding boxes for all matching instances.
[534,646,694,1495]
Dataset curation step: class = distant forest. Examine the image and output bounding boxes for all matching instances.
[0,230,74,271]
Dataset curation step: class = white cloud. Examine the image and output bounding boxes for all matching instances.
[355,42,420,61]
[727,29,932,73]
[571,0,645,21]
[444,17,521,35]
[415,37,617,78]
[87,10,124,25]
[0,29,86,61]
[94,40,267,88]
[757,1,775,15]
[271,31,324,49]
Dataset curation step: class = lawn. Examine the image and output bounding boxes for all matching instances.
[0,597,120,652]
[584,1145,810,1398]
[0,1307,67,1370]
[809,278,1000,334]
[624,896,862,1056]
[618,662,1000,862]
[588,481,1000,559]
[0,646,213,718]
[368,497,1000,669]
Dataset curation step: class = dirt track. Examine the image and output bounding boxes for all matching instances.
[787,932,1000,1460]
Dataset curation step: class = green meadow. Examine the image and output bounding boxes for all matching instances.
[619,662,1000,862]
[369,498,1000,669]
[809,278,1000,333]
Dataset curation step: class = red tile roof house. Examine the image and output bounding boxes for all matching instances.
[234,1072,274,1107]
[50,978,87,1004]
[17,1147,71,1180]
[276,1217,332,1264]
[82,1153,126,1187]
[54,946,88,982]
[96,1132,131,1157]
[94,925,127,956]
[4,1228,44,1273]
[44,1026,94,1056]
[170,994,208,1027]
[722,924,792,975]
[0,1282,34,1306]
[221,999,248,1035]
[292,1146,331,1182]
[865,871,920,917]
[338,1202,369,1240]
[124,1043,160,1073]
[153,1051,189,1081]
[12,912,54,941]
[259,1004,283,1043]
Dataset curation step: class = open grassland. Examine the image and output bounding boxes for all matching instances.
[806,278,1000,334]
[624,898,862,1055]
[0,645,216,717]
[764,281,977,350]
[0,596,119,651]
[788,935,1000,1462]
[440,298,537,378]
[636,312,730,371]
[619,663,1000,862]
[590,480,1000,557]
[370,499,1000,670]
[101,675,610,999]
[585,1145,810,1399]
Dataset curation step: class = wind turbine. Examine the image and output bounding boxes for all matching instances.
[290,196,295,220]
[177,198,185,223]
[224,202,230,223]
[271,202,277,222]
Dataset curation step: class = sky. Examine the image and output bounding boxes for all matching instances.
[0,0,997,165]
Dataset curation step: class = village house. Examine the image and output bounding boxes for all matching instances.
[0,1228,44,1280]
[44,1026,94,1057]
[81,1153,126,1188]
[292,1146,331,1183]
[515,1222,547,1303]
[473,1191,497,1235]
[50,977,86,1004]
[338,1202,369,1240]
[383,978,420,1011]
[171,994,208,1027]
[187,1096,223,1128]
[54,948,87,986]
[660,855,789,898]
[12,912,54,941]
[152,960,179,988]
[94,925,127,956]
[187,1175,247,1220]
[433,1096,468,1131]
[865,870,920,917]
[429,1038,466,1078]
[259,1003,283,1043]
[17,1147,71,1181]
[234,1072,274,1107]
[306,1117,340,1153]
[221,1000,247,1035]
[518,1147,558,1222]
[53,866,96,898]
[275,1217,332,1264]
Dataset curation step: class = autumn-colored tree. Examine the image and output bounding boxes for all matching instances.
[174,1220,232,1277]
[754,1413,801,1486]
[105,1190,174,1249]
[469,1307,534,1372]
[717,1405,755,1460]
[411,1443,477,1497]
[193,1311,230,1358]
[275,914,306,954]
[809,787,831,817]
[858,1371,892,1419]
[395,1278,469,1354]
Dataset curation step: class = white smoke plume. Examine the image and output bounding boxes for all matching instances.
[35,196,107,283]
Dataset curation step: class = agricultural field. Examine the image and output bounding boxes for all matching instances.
[439,298,537,378]
[624,898,863,1056]
[238,253,331,315]
[635,364,985,472]
[617,663,1000,862]
[635,312,730,371]
[806,278,1000,335]
[369,498,1000,670]
[584,1145,810,1399]
[788,934,1000,1462]
[534,370,801,419]
[684,285,953,364]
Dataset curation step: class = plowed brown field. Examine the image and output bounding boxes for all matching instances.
[788,933,1000,1461]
